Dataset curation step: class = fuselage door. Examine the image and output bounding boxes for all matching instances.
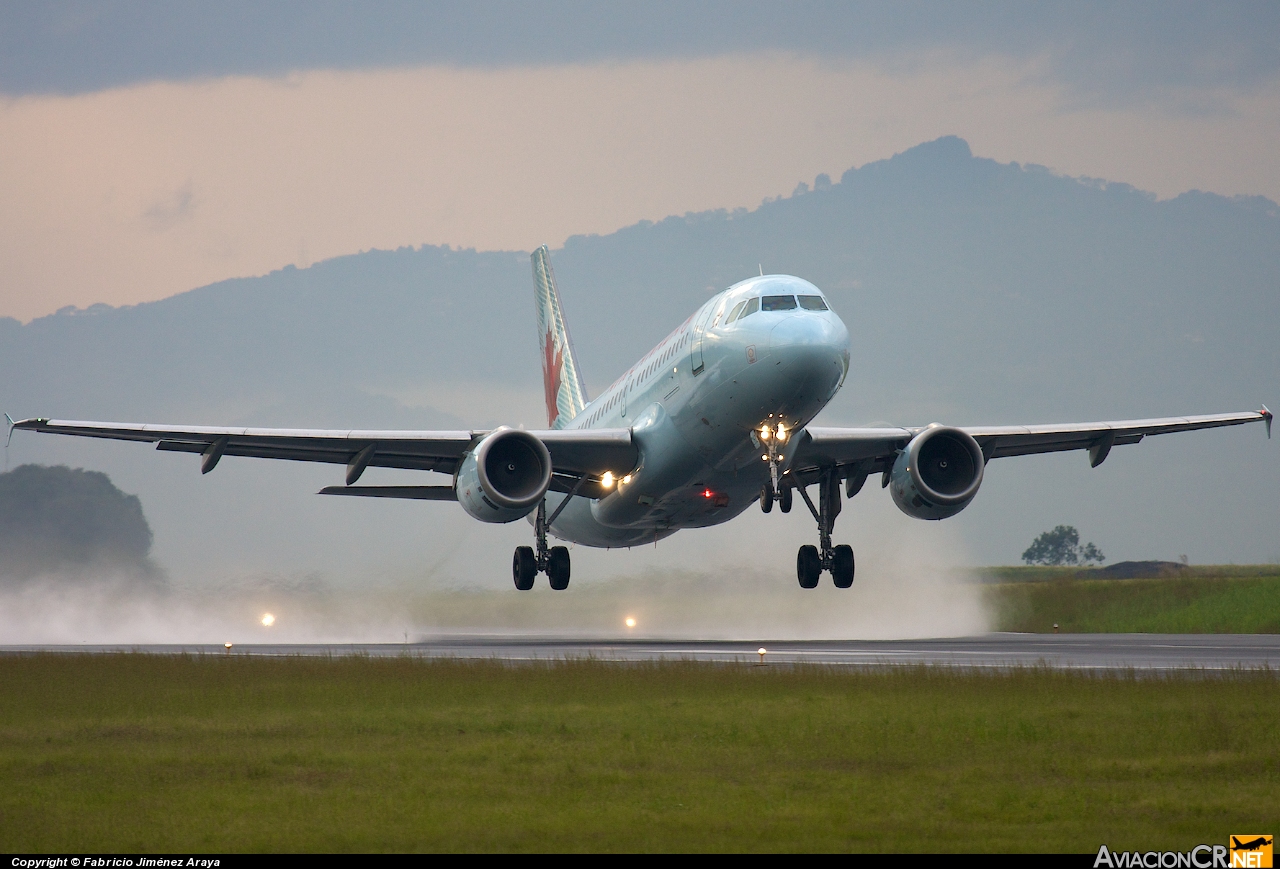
[691,302,716,375]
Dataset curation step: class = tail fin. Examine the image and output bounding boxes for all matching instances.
[531,245,588,429]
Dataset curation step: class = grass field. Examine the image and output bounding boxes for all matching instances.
[1,654,1276,852]
[987,568,1280,633]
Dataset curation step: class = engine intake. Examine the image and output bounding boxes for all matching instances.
[455,428,552,523]
[889,425,984,520]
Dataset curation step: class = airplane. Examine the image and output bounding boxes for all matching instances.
[8,245,1273,590]
[1228,839,1269,854]
[1232,837,1272,852]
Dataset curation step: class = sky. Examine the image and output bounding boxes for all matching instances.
[2,1,1280,322]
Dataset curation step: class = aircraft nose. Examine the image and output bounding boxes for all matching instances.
[769,313,849,363]
[768,312,850,392]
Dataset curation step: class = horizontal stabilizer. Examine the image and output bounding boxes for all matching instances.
[318,485,458,501]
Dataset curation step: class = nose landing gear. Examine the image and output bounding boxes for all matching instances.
[758,422,795,515]
[512,498,571,590]
[762,483,794,513]
[793,470,855,589]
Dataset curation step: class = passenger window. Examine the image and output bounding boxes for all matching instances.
[797,296,829,311]
[761,295,797,311]
[725,300,747,324]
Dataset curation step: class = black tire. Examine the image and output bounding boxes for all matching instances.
[760,485,774,513]
[547,546,571,590]
[832,544,855,588]
[796,545,821,589]
[513,546,537,591]
[779,486,793,513]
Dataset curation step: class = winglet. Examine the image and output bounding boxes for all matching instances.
[1262,405,1273,439]
[3,413,13,448]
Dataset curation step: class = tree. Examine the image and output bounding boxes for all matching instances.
[1021,525,1105,566]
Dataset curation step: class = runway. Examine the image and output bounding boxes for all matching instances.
[3,634,1279,671]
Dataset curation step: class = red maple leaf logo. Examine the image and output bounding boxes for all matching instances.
[543,329,564,427]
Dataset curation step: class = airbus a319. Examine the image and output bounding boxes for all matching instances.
[10,247,1271,590]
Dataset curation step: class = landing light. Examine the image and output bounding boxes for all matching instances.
[625,617,637,628]
[776,423,788,442]
[622,474,632,485]
[601,471,615,489]
[759,425,771,441]
[261,613,275,627]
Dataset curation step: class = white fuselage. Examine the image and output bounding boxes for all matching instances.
[544,275,851,547]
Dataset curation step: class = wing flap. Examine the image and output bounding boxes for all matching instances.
[539,428,637,475]
[969,411,1267,460]
[154,439,460,472]
[13,417,636,479]
[799,427,913,465]
[318,485,458,500]
[790,409,1270,476]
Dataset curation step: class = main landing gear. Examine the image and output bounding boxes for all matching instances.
[791,470,854,589]
[513,499,571,590]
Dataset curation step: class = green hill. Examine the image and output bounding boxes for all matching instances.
[0,464,154,579]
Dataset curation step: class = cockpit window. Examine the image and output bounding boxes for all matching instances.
[738,297,759,319]
[725,300,747,324]
[797,295,829,311]
[761,295,797,311]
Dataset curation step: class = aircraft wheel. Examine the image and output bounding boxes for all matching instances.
[796,545,820,589]
[832,544,855,588]
[779,486,793,513]
[513,546,537,591]
[547,546,571,590]
[760,485,774,513]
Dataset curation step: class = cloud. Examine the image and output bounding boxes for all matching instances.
[142,179,195,230]
[3,1,1278,107]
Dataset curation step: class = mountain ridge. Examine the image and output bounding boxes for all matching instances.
[3,136,1276,570]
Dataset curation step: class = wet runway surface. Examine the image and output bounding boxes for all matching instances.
[4,634,1279,671]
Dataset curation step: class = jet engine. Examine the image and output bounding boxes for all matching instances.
[455,428,553,523]
[889,425,984,520]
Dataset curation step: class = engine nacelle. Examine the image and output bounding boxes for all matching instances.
[890,425,984,520]
[455,428,552,523]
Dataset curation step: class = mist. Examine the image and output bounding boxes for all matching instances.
[0,494,989,644]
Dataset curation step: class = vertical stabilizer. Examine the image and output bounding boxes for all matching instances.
[532,245,588,429]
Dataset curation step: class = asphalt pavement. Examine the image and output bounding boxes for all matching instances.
[3,633,1278,671]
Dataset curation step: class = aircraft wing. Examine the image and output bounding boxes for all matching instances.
[8,418,637,488]
[790,408,1272,479]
